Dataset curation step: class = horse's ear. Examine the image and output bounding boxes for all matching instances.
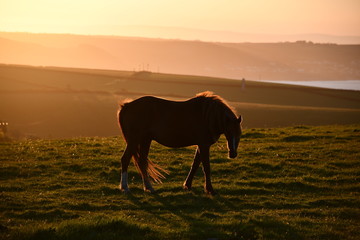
[237,115,243,124]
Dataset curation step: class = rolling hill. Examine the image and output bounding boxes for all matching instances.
[1,64,359,138]
[1,32,360,81]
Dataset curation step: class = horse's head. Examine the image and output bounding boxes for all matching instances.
[224,115,242,158]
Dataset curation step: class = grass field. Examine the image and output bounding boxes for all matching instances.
[1,125,359,239]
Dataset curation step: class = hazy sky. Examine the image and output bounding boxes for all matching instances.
[1,0,359,36]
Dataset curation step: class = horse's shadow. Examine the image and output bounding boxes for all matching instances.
[125,187,241,237]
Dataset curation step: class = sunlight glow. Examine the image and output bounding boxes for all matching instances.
[0,0,359,37]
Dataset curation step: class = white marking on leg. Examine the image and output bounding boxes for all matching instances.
[120,172,129,192]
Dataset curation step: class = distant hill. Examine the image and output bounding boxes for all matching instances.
[1,32,360,81]
[99,25,360,44]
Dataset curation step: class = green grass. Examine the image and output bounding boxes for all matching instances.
[1,125,360,239]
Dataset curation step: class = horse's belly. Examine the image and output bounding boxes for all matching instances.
[152,128,199,148]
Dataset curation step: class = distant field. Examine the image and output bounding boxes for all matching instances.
[1,64,360,138]
[1,125,359,239]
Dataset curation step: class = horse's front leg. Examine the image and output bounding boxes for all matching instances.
[199,145,216,195]
[183,147,201,190]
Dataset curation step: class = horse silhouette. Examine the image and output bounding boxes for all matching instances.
[118,91,242,195]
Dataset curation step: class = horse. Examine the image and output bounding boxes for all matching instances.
[117,91,242,195]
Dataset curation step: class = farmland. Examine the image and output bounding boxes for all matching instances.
[1,125,359,239]
[1,64,360,138]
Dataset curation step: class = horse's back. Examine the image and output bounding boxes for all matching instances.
[120,96,199,120]
[120,96,174,120]
[119,96,159,132]
[119,96,206,146]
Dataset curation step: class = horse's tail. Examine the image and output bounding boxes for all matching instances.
[132,151,168,183]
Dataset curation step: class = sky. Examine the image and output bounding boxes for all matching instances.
[0,0,359,38]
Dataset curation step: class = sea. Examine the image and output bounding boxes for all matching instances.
[256,80,360,91]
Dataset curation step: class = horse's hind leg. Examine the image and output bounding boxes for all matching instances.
[199,145,215,195]
[183,147,201,190]
[138,139,155,193]
[120,144,134,193]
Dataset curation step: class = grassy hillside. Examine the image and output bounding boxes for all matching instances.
[1,125,359,239]
[1,64,359,138]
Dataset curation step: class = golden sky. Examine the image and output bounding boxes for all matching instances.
[1,0,359,37]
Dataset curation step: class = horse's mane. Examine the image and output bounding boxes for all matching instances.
[195,91,234,111]
[194,91,236,135]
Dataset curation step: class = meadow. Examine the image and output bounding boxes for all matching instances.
[1,124,359,239]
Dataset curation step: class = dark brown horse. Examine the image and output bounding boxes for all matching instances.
[118,91,242,195]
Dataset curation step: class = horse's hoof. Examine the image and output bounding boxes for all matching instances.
[119,184,130,193]
[144,188,155,194]
[120,188,130,194]
[183,184,192,191]
[205,189,217,196]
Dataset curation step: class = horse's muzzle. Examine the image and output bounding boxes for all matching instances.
[229,151,237,159]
